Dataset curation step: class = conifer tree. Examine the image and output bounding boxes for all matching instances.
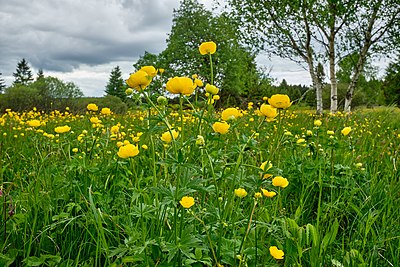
[105,66,126,100]
[13,58,33,86]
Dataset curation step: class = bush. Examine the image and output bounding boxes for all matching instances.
[0,85,40,112]
[69,95,128,114]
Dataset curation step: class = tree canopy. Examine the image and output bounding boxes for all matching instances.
[13,58,34,86]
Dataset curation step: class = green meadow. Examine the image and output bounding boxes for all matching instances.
[1,93,399,266]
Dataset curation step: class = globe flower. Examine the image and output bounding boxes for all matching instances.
[212,121,230,134]
[199,41,217,55]
[268,94,292,109]
[314,120,322,127]
[260,161,272,172]
[158,68,165,74]
[157,95,168,106]
[221,108,241,121]
[327,130,335,135]
[54,125,71,134]
[213,95,220,100]
[205,84,219,95]
[196,135,205,146]
[261,189,277,198]
[259,104,277,119]
[117,144,139,159]
[126,70,152,91]
[254,192,263,199]
[125,88,134,95]
[341,126,352,136]
[160,129,179,143]
[234,188,247,198]
[179,196,195,209]
[272,176,289,188]
[194,78,203,87]
[269,246,284,260]
[87,103,98,111]
[27,120,41,127]
[140,66,158,77]
[166,77,195,95]
[101,107,111,115]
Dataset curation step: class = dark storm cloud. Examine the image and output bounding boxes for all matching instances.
[0,0,179,75]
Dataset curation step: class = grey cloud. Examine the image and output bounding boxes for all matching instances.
[0,0,179,75]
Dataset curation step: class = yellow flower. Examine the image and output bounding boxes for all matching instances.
[111,125,120,134]
[194,78,203,87]
[327,130,335,135]
[166,77,195,95]
[117,144,139,158]
[126,70,152,91]
[268,94,292,109]
[196,135,205,146]
[341,126,352,136]
[213,95,220,100]
[179,196,195,209]
[140,66,158,77]
[261,189,277,198]
[72,148,79,153]
[158,68,165,74]
[160,129,179,143]
[205,83,219,95]
[54,125,71,134]
[27,120,41,127]
[141,144,148,150]
[296,138,306,144]
[272,176,289,188]
[314,120,322,127]
[254,192,262,198]
[269,246,284,260]
[90,117,101,124]
[259,104,277,119]
[260,161,272,172]
[221,108,241,121]
[212,121,230,134]
[101,107,111,115]
[87,103,98,111]
[125,88,134,95]
[199,41,217,55]
[234,188,247,198]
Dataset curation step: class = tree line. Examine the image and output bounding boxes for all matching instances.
[1,0,399,113]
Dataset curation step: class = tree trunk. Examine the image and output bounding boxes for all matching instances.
[329,25,337,114]
[309,63,323,114]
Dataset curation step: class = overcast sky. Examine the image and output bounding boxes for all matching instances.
[0,0,326,97]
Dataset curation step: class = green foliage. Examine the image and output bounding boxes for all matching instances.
[382,58,400,106]
[0,85,40,111]
[12,58,33,86]
[105,66,126,101]
[70,95,128,114]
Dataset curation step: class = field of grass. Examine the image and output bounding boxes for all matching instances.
[0,97,399,266]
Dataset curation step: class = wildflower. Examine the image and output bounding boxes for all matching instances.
[296,138,306,144]
[254,192,263,198]
[306,130,313,136]
[101,108,111,115]
[221,108,241,121]
[125,88,134,95]
[272,176,289,188]
[341,126,352,136]
[27,120,41,127]
[160,129,179,143]
[268,94,292,109]
[126,70,152,91]
[327,130,335,135]
[213,95,220,100]
[87,103,98,111]
[261,189,277,198]
[212,121,230,134]
[141,144,148,150]
[140,66,158,77]
[196,135,205,146]
[54,125,71,134]
[159,68,165,74]
[199,41,217,55]
[355,162,363,168]
[117,144,139,158]
[260,161,272,172]
[157,95,168,106]
[179,196,195,209]
[259,104,277,119]
[205,84,219,95]
[72,148,78,153]
[269,246,284,260]
[234,188,247,198]
[90,117,101,124]
[314,120,322,127]
[166,77,195,95]
[194,78,203,87]
[111,124,120,134]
